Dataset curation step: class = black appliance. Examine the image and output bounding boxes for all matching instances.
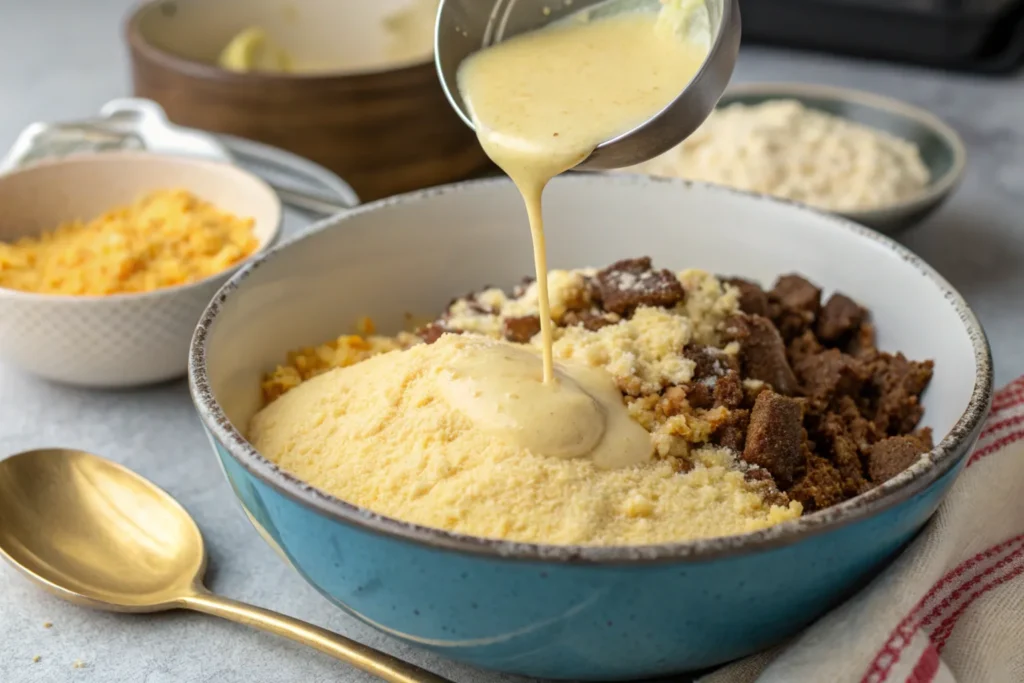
[739,0,1024,72]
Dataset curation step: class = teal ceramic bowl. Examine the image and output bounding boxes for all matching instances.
[715,82,967,234]
[189,174,991,680]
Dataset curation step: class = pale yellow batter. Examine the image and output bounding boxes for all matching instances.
[250,335,801,546]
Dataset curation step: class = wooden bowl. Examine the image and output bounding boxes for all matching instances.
[125,0,491,201]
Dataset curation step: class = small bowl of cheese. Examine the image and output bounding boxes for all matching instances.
[619,82,967,233]
[0,152,280,387]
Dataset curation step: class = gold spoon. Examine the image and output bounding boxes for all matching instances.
[0,448,451,683]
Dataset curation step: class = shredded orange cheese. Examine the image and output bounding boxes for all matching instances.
[0,189,258,296]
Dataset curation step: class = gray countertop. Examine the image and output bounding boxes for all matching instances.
[1,1,1021,681]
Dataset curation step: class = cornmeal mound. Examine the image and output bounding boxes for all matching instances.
[250,335,801,546]
[0,189,257,296]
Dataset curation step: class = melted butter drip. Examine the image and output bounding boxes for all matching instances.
[448,8,705,468]
[440,342,653,470]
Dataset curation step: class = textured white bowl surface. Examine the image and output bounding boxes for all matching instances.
[0,153,281,387]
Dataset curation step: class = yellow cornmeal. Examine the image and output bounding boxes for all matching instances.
[250,335,802,546]
[0,190,257,296]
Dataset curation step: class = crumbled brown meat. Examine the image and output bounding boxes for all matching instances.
[685,344,739,379]
[815,413,871,497]
[912,427,935,451]
[681,345,740,409]
[795,349,871,411]
[712,408,749,451]
[770,274,822,341]
[789,453,847,511]
[560,309,617,331]
[788,330,825,367]
[685,381,715,410]
[502,315,541,343]
[866,353,934,435]
[742,391,805,488]
[745,468,772,484]
[817,294,866,344]
[744,467,790,507]
[833,395,881,447]
[847,322,878,358]
[725,315,799,396]
[714,372,745,409]
[584,275,603,306]
[417,323,461,344]
[723,277,770,317]
[595,257,685,316]
[867,436,929,483]
[772,274,822,317]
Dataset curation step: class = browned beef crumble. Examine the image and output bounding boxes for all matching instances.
[723,277,771,317]
[724,314,799,396]
[417,260,934,514]
[595,257,686,315]
[417,323,460,344]
[502,315,542,343]
[743,391,805,488]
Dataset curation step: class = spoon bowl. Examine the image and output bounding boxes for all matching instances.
[0,448,204,611]
[0,448,451,683]
[435,0,741,169]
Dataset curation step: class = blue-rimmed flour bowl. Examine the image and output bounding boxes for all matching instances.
[189,174,992,680]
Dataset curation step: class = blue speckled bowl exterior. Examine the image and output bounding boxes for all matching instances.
[208,434,970,680]
[190,175,992,680]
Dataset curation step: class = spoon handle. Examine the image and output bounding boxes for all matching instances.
[180,591,453,683]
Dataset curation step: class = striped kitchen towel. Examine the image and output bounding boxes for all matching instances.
[700,377,1024,683]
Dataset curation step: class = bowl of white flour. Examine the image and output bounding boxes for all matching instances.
[618,81,967,234]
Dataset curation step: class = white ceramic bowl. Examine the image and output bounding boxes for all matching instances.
[0,153,281,387]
